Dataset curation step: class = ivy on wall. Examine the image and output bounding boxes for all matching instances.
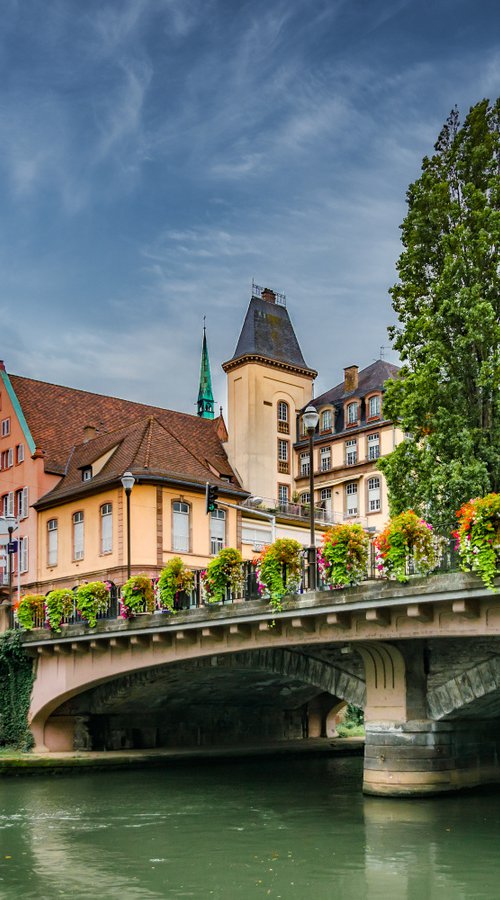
[0,630,34,750]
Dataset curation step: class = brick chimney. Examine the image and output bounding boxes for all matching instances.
[344,365,359,393]
[261,288,276,304]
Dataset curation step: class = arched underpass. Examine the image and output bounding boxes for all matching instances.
[45,647,366,752]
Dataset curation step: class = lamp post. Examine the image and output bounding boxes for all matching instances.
[6,516,17,606]
[121,472,136,580]
[302,405,319,591]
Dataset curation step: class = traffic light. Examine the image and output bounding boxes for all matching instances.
[205,482,219,514]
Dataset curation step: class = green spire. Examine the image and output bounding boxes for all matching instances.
[197,321,214,419]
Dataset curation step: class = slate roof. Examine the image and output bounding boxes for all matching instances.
[8,374,245,506]
[307,360,401,410]
[222,295,317,376]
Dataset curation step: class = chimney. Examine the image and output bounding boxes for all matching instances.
[344,365,359,393]
[83,425,97,443]
[261,287,276,304]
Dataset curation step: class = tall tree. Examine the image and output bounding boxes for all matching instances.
[379,98,500,529]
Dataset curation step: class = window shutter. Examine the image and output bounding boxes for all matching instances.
[7,448,13,468]
[21,487,28,519]
[20,537,29,573]
[7,492,14,517]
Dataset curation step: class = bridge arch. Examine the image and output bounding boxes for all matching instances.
[428,657,500,720]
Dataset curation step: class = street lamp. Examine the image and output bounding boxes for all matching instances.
[303,405,319,591]
[5,515,17,606]
[121,472,136,580]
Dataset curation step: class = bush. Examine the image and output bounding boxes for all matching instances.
[202,548,243,604]
[14,594,46,631]
[158,558,194,612]
[318,523,369,588]
[75,581,111,628]
[45,589,75,632]
[374,510,438,582]
[453,493,500,590]
[120,574,155,619]
[255,538,303,612]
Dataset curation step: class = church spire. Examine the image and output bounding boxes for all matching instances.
[197,320,215,419]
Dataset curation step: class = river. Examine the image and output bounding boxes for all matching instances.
[0,756,499,899]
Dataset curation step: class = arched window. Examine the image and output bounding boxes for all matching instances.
[172,501,190,553]
[277,401,289,434]
[321,409,333,432]
[367,477,381,512]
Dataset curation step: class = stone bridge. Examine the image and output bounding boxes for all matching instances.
[21,572,500,797]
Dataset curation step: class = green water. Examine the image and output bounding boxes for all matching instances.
[0,756,499,899]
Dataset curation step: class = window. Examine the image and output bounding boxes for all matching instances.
[367,433,380,460]
[16,487,28,519]
[320,487,332,501]
[368,476,381,512]
[345,482,358,517]
[16,444,24,464]
[172,501,190,552]
[0,450,11,470]
[47,519,58,567]
[277,401,289,434]
[278,440,289,474]
[73,511,84,560]
[101,503,113,554]
[210,508,226,555]
[346,402,358,425]
[320,446,331,471]
[1,418,10,437]
[7,448,13,468]
[300,492,310,504]
[300,451,310,477]
[278,484,289,505]
[321,409,333,432]
[82,467,92,482]
[2,492,14,517]
[368,395,381,418]
[345,439,357,465]
[19,536,28,574]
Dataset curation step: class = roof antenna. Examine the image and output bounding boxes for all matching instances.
[380,345,389,360]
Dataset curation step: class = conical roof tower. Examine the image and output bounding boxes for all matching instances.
[197,323,215,419]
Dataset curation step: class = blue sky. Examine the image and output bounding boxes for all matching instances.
[1,0,499,414]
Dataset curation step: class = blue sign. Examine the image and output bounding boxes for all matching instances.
[7,540,18,553]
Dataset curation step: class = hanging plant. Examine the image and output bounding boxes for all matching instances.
[120,574,155,619]
[318,523,369,588]
[202,548,243,604]
[255,538,303,613]
[14,594,46,632]
[157,557,195,612]
[45,589,75,633]
[75,581,111,628]
[453,493,500,590]
[373,510,438,582]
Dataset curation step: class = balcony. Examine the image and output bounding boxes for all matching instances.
[243,495,345,526]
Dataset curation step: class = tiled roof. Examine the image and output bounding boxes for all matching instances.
[307,360,401,409]
[222,296,316,375]
[8,374,244,503]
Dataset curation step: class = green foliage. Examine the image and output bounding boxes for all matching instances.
[374,511,438,582]
[157,557,194,612]
[255,538,303,612]
[14,594,46,631]
[75,581,110,628]
[318,523,369,587]
[45,589,75,633]
[381,99,500,527]
[454,493,500,589]
[0,631,34,750]
[202,548,243,603]
[120,574,155,618]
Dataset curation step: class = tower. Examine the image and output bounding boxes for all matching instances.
[197,323,215,419]
[222,285,317,502]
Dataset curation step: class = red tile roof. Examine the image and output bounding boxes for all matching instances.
[9,374,244,505]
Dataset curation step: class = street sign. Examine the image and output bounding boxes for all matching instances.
[7,541,18,554]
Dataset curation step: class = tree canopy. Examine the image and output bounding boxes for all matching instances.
[379,98,500,529]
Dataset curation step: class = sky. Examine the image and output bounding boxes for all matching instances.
[1,0,499,415]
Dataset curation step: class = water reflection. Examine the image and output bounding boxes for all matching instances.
[0,758,499,899]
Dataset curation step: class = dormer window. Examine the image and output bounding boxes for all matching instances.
[346,402,358,426]
[82,467,92,482]
[320,409,333,432]
[368,395,381,418]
